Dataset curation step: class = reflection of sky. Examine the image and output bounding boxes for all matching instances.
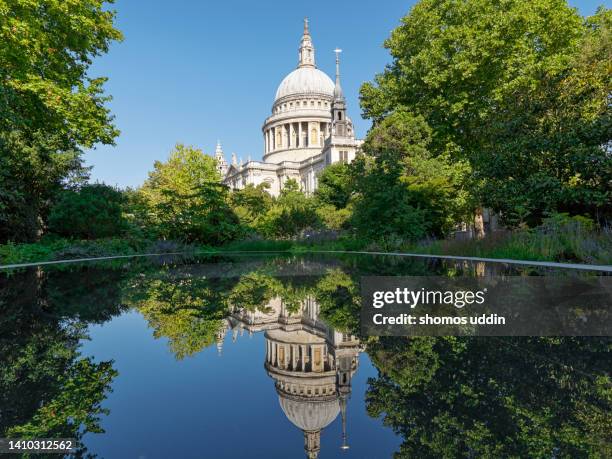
[80,310,400,458]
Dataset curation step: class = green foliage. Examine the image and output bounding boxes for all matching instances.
[139,144,241,244]
[0,0,122,242]
[0,268,122,453]
[314,162,352,209]
[366,336,612,458]
[7,359,117,439]
[257,179,321,238]
[315,269,361,332]
[409,213,611,265]
[474,7,612,225]
[316,204,352,231]
[230,183,274,231]
[0,237,150,266]
[47,184,126,239]
[228,271,283,312]
[351,111,469,240]
[360,0,609,226]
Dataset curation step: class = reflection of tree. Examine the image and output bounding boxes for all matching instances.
[0,267,121,456]
[366,336,611,458]
[127,261,364,360]
[127,268,238,360]
[228,272,282,312]
[315,269,360,333]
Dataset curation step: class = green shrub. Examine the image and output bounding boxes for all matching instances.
[48,184,126,239]
[315,204,352,231]
[256,180,321,238]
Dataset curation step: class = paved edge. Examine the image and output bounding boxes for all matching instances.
[0,249,610,272]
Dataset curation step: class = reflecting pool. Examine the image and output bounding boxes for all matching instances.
[0,254,610,458]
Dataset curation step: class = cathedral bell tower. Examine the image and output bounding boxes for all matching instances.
[214,140,228,177]
[332,49,348,137]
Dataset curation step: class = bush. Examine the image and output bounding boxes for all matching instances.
[316,204,352,231]
[48,184,126,239]
[256,180,321,238]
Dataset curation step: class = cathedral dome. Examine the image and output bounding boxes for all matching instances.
[274,67,335,103]
[278,394,340,432]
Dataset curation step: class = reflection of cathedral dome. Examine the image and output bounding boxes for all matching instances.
[275,67,335,102]
[278,394,340,432]
[229,293,360,458]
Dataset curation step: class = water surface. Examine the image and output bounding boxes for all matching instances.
[1,254,609,458]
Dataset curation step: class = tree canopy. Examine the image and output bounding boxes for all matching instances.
[0,0,122,242]
[360,0,610,226]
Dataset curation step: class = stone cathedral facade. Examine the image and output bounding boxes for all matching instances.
[215,18,362,196]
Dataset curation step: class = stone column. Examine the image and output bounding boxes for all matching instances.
[268,129,272,153]
[298,121,302,148]
[292,344,298,370]
[301,345,307,371]
[272,342,277,366]
[285,124,289,148]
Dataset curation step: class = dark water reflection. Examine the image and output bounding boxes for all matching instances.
[0,254,609,458]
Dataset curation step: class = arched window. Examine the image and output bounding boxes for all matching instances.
[310,128,317,145]
[337,112,342,120]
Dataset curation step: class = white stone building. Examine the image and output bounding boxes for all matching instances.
[216,18,362,196]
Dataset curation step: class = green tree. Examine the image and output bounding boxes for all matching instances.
[0,267,121,455]
[139,144,241,244]
[230,183,274,230]
[351,111,469,240]
[258,179,320,238]
[315,162,352,209]
[0,0,122,242]
[47,183,126,239]
[473,7,612,225]
[359,0,609,226]
[133,276,229,360]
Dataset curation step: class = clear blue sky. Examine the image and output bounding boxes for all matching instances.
[84,0,608,188]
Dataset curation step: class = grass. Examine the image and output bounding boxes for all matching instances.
[0,237,153,266]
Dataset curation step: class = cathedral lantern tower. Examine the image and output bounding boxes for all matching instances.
[299,18,316,68]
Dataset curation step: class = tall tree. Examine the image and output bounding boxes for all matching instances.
[351,111,469,240]
[359,0,609,226]
[0,0,123,242]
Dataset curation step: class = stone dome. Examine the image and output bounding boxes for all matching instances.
[278,394,340,432]
[274,67,335,103]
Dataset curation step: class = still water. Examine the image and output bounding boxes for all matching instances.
[1,253,610,458]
